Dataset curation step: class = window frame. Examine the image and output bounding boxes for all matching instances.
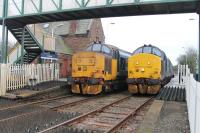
[92,43,102,52]
[142,46,152,54]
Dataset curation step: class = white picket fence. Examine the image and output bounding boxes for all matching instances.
[176,64,200,133]
[177,65,188,85]
[167,65,199,133]
[185,71,200,133]
[0,63,59,96]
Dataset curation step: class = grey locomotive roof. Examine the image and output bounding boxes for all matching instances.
[133,44,166,59]
[87,43,131,58]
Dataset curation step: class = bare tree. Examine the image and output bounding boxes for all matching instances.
[177,47,197,73]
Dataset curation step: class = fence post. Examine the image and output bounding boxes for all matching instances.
[57,63,59,80]
[178,65,180,84]
[194,79,198,133]
[0,64,2,96]
[0,64,7,95]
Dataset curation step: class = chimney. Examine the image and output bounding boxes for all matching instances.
[69,20,77,35]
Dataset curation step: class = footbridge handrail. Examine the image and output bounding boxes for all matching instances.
[0,0,199,20]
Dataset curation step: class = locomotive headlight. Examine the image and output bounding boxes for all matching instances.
[141,68,145,72]
[83,66,87,71]
[135,61,139,65]
[147,61,150,65]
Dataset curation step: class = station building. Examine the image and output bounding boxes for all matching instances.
[8,19,105,78]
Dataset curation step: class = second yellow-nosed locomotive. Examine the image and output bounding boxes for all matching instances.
[69,42,131,95]
[127,45,174,94]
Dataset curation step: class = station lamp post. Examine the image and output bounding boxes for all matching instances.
[182,47,187,65]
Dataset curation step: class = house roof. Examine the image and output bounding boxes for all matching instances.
[76,19,92,34]
[40,19,92,36]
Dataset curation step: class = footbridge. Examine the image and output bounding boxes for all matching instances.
[0,0,200,65]
[0,0,199,26]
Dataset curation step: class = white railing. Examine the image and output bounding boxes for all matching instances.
[186,74,200,133]
[181,65,200,133]
[0,63,59,96]
[166,65,189,88]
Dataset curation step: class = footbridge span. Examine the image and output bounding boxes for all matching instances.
[0,0,199,66]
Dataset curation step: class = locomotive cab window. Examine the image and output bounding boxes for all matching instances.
[92,44,101,52]
[143,46,152,53]
[102,45,111,54]
[152,48,162,57]
[133,48,142,55]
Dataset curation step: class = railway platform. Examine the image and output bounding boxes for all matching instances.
[1,81,69,100]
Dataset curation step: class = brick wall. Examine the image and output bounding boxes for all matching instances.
[64,19,105,53]
[89,19,105,44]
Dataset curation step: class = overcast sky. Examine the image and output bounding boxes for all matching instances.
[101,13,199,65]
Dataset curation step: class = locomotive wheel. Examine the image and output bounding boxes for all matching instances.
[71,84,80,94]
[71,84,103,95]
[86,85,103,95]
[147,85,161,94]
[128,85,138,94]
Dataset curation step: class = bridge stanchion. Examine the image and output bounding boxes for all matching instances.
[21,27,26,63]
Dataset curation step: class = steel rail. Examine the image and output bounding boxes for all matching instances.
[38,95,132,133]
[105,97,154,133]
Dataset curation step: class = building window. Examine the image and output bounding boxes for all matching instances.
[43,23,49,29]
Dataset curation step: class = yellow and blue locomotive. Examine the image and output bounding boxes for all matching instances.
[127,45,174,94]
[69,42,131,95]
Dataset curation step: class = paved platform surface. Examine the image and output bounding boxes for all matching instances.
[136,100,164,133]
[1,81,68,99]
[153,101,189,133]
[136,100,189,133]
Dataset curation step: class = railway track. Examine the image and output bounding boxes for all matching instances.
[38,96,153,133]
[0,95,73,111]
[0,95,94,122]
[0,93,130,133]
[0,96,97,133]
